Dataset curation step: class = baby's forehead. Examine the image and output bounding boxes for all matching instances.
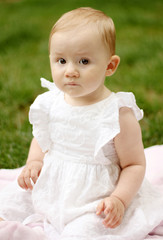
[50,28,105,53]
[53,24,98,37]
[51,26,102,45]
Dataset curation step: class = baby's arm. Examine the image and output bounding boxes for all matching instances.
[18,137,45,190]
[96,107,146,228]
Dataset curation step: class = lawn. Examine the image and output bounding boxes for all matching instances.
[0,0,162,168]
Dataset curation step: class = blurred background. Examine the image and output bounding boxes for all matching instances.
[0,0,162,168]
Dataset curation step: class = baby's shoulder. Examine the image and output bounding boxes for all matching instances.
[114,91,143,122]
[114,99,142,149]
[29,89,59,117]
[118,107,140,130]
[31,90,55,107]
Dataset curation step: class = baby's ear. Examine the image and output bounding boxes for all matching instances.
[106,55,120,76]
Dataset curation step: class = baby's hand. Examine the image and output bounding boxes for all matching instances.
[96,196,125,228]
[18,160,43,190]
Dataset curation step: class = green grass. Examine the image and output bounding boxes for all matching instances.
[0,0,163,168]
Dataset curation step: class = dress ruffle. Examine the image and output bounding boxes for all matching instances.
[116,91,144,121]
[94,91,143,160]
[29,78,59,153]
[40,77,58,92]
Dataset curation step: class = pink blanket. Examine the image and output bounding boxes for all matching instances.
[0,145,163,240]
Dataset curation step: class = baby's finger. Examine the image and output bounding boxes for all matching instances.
[30,168,39,184]
[96,201,104,215]
[24,169,33,190]
[17,174,28,190]
[103,211,114,226]
[103,206,117,225]
[107,214,122,229]
[104,200,114,215]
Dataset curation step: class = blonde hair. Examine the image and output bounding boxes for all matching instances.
[49,7,116,55]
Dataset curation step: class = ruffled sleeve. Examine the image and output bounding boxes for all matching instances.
[94,92,144,160]
[29,78,59,153]
[116,92,143,121]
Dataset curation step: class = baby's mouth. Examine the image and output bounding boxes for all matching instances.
[66,82,79,86]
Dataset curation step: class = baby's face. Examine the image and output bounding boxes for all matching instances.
[49,27,111,105]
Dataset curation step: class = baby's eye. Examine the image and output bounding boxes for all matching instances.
[79,59,89,65]
[58,58,66,64]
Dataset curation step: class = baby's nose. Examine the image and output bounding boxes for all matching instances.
[65,63,80,78]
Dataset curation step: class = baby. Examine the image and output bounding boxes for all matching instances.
[0,7,163,240]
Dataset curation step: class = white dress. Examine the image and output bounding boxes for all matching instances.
[0,78,163,240]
